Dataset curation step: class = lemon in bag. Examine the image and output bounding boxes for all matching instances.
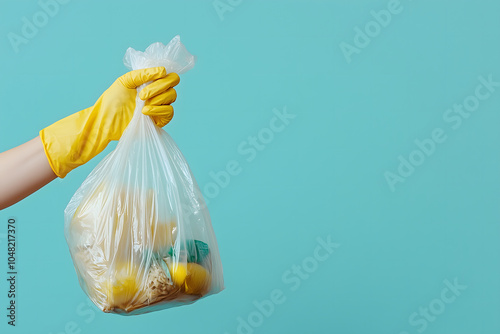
[105,261,140,308]
[166,261,211,295]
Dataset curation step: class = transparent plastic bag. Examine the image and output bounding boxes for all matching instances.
[64,36,224,315]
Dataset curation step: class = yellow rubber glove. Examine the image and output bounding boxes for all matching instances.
[40,66,180,178]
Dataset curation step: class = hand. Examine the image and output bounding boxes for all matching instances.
[39,67,181,178]
[104,67,180,131]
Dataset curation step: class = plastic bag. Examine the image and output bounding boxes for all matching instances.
[64,36,224,315]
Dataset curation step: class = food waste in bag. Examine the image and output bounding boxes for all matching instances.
[64,36,224,315]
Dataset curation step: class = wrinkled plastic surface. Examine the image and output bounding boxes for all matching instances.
[64,36,224,315]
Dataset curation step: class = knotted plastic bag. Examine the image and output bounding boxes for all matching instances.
[64,36,224,315]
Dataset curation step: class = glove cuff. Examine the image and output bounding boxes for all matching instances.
[39,107,99,178]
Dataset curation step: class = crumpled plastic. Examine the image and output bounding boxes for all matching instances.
[64,36,224,315]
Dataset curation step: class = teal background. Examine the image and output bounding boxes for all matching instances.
[1,0,500,333]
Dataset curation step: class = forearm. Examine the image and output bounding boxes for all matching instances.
[0,136,56,210]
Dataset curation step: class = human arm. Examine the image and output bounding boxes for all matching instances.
[0,67,179,210]
[0,136,56,210]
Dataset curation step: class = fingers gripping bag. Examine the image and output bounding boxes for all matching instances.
[64,36,224,315]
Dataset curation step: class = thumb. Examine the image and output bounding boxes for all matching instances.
[119,67,167,89]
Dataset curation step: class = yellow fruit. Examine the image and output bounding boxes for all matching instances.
[106,262,140,308]
[184,263,211,295]
[167,262,188,287]
[166,261,211,295]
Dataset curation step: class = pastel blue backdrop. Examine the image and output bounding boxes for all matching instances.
[1,0,500,333]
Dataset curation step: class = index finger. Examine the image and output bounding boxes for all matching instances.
[139,73,180,100]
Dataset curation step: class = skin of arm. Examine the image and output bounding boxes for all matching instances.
[0,136,57,210]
